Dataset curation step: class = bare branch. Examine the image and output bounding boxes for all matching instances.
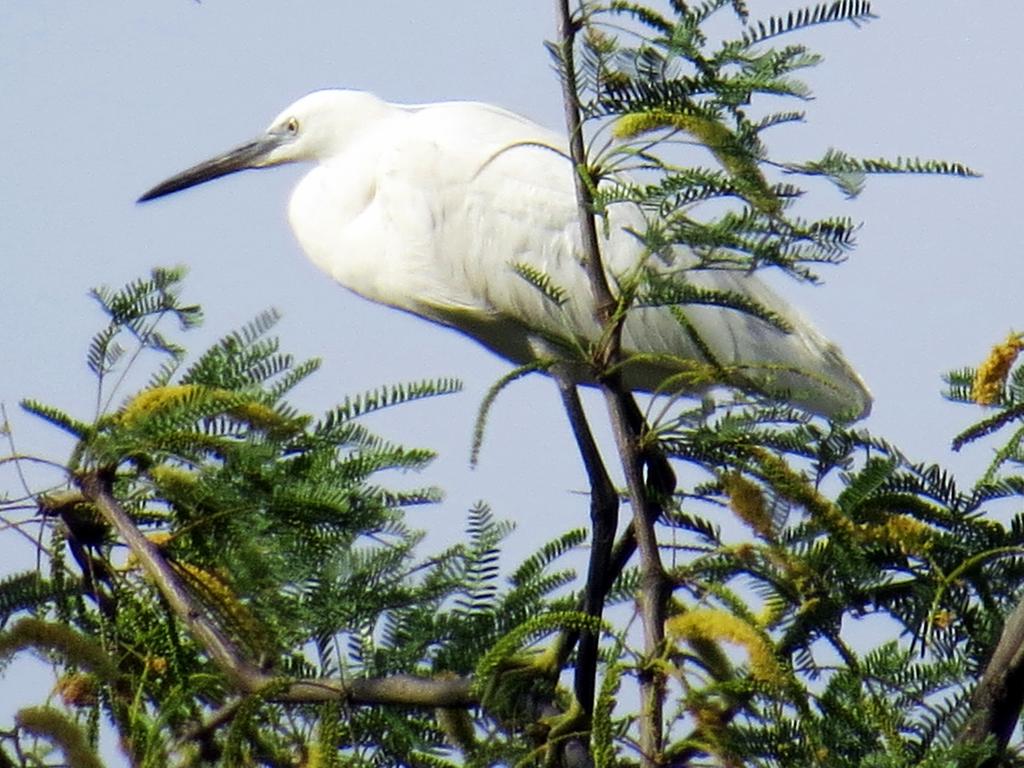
[959,591,1024,764]
[601,387,670,764]
[555,377,618,717]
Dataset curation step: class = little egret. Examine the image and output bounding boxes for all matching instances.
[139,89,870,419]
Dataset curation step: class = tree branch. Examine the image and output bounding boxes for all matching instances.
[555,0,618,333]
[555,377,618,718]
[553,3,672,763]
[958,589,1024,764]
[601,387,670,764]
[75,471,475,709]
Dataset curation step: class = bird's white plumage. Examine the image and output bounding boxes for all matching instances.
[142,89,871,419]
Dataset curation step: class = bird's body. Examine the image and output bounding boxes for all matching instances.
[140,89,871,419]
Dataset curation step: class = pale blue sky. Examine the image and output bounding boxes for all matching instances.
[2,1,1021,760]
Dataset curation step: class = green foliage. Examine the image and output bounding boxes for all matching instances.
[0,269,596,767]
[637,268,793,331]
[720,641,995,766]
[88,266,203,413]
[511,262,570,308]
[0,574,61,625]
[560,0,978,379]
[591,660,623,768]
[0,618,116,680]
[788,147,980,198]
[740,2,875,45]
[470,361,551,466]
[611,387,1024,765]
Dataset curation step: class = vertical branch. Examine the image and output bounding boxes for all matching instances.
[600,387,670,764]
[555,0,617,333]
[556,377,618,717]
[554,2,671,764]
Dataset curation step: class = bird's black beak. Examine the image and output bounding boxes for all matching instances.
[137,133,286,202]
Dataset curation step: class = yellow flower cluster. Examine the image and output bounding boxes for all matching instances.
[118,384,201,426]
[667,607,784,686]
[858,514,934,556]
[972,331,1023,406]
[721,472,773,539]
[55,673,98,708]
[612,110,781,215]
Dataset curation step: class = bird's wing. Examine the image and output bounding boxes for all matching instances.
[369,102,617,356]
[369,102,870,418]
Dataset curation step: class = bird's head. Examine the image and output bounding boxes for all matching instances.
[138,89,388,202]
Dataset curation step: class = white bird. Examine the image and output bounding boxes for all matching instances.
[139,89,871,419]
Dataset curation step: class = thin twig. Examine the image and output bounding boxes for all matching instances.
[1,404,35,501]
[0,404,60,561]
[98,311,173,418]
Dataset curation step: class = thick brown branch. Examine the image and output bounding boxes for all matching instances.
[959,591,1024,764]
[75,471,475,709]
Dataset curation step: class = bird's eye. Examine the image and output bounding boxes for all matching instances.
[286,117,300,134]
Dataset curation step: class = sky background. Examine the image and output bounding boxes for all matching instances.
[2,1,1022,762]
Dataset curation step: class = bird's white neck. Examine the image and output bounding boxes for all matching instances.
[285,106,427,311]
